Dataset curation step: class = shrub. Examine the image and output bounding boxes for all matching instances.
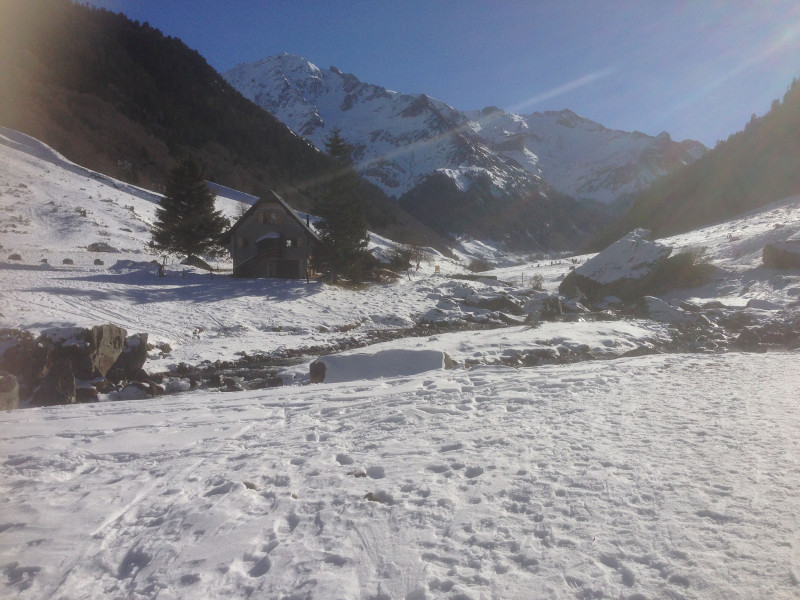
[468,258,493,273]
[647,247,714,293]
[527,273,544,291]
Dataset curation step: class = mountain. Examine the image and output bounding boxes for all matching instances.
[590,76,800,249]
[224,54,706,206]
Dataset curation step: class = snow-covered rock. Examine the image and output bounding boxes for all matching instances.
[310,349,448,383]
[644,296,708,325]
[560,229,672,301]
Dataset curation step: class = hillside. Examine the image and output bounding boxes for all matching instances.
[0,0,449,251]
[591,77,800,249]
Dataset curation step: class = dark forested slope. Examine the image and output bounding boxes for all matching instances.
[590,78,800,249]
[0,0,449,249]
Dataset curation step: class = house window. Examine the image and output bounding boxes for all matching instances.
[267,211,283,224]
[257,212,265,224]
[236,236,249,248]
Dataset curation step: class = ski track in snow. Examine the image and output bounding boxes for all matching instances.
[2,353,799,599]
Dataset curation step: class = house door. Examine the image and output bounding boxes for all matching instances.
[276,259,300,279]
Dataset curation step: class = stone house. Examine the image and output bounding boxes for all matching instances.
[226,190,320,279]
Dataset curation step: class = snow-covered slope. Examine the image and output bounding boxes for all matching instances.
[224,54,706,204]
[468,107,706,204]
[3,351,798,600]
[1,131,800,600]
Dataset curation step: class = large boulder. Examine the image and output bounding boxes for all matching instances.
[560,229,672,302]
[30,357,76,407]
[39,324,127,379]
[310,349,449,384]
[0,330,46,383]
[107,333,149,383]
[0,372,19,411]
[763,239,800,269]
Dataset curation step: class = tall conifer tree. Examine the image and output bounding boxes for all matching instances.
[151,156,229,257]
[313,129,372,280]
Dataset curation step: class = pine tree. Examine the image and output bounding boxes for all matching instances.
[313,129,373,280]
[151,156,229,257]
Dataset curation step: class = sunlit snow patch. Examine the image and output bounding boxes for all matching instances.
[310,349,447,383]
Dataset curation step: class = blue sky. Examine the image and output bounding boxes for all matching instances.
[89,1,800,147]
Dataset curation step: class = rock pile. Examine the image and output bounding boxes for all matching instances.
[0,325,156,408]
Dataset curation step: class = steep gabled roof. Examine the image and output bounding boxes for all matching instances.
[225,189,321,243]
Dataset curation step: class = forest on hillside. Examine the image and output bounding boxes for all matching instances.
[0,0,449,250]
[591,77,800,248]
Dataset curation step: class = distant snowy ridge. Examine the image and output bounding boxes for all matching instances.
[224,54,706,204]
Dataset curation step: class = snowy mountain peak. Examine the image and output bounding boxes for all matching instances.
[225,54,706,205]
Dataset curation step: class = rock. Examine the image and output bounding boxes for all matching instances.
[763,239,800,269]
[30,357,75,406]
[94,259,104,266]
[0,332,49,397]
[622,345,661,358]
[735,327,762,351]
[76,387,99,403]
[62,258,74,265]
[108,333,149,383]
[746,298,782,310]
[643,296,701,325]
[93,378,115,394]
[560,229,672,302]
[39,324,127,380]
[0,372,19,411]
[8,253,21,261]
[464,293,523,315]
[309,360,326,384]
[87,242,118,252]
[116,382,153,401]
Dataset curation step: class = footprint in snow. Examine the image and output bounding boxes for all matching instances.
[464,466,484,478]
[335,453,354,465]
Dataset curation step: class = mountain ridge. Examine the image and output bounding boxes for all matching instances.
[225,53,706,206]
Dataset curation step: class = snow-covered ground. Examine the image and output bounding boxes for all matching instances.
[1,130,800,599]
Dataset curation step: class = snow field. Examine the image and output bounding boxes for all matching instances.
[2,352,799,599]
[2,127,800,599]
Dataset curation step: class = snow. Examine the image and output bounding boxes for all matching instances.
[2,353,799,599]
[574,228,671,284]
[1,130,800,599]
[311,349,447,383]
